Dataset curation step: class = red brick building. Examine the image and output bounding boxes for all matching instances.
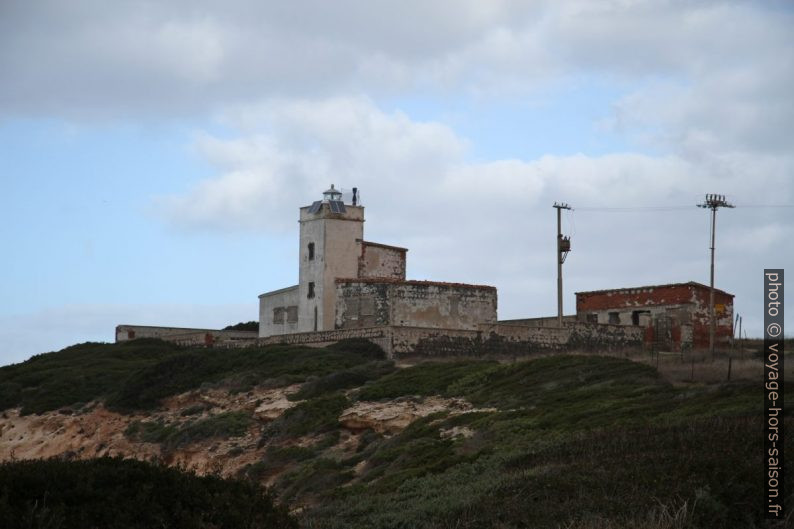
[575,282,734,351]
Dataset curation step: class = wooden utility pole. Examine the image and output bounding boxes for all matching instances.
[553,202,572,327]
[697,194,734,358]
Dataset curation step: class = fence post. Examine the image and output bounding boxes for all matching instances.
[727,356,732,381]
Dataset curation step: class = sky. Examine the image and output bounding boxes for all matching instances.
[1,0,792,366]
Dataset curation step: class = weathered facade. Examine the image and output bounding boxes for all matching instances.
[358,241,406,280]
[258,186,497,338]
[335,279,497,330]
[258,286,300,336]
[575,282,734,351]
[115,325,257,347]
[253,321,643,359]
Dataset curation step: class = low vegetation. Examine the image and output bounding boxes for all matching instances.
[0,457,297,529]
[264,393,350,440]
[2,338,791,528]
[125,411,254,450]
[224,321,259,332]
[0,339,385,414]
[289,360,396,401]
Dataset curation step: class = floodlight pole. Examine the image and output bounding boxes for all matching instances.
[698,194,734,358]
[553,202,572,327]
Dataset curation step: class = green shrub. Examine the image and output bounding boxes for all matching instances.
[290,361,395,401]
[0,340,381,415]
[324,338,386,360]
[180,403,210,416]
[263,393,350,441]
[277,458,354,502]
[125,419,176,444]
[223,321,259,331]
[0,340,182,415]
[356,360,498,400]
[168,411,253,448]
[239,445,318,483]
[125,412,253,450]
[107,352,219,411]
[303,417,792,529]
[0,457,297,529]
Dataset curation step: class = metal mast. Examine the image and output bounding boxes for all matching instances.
[697,194,734,357]
[553,202,572,327]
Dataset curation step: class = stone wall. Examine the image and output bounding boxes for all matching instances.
[358,241,406,280]
[497,316,578,327]
[258,326,392,354]
[119,321,644,359]
[115,325,258,347]
[254,321,643,359]
[335,279,497,331]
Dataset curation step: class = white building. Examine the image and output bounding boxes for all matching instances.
[258,186,497,338]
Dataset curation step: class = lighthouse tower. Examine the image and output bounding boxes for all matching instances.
[297,185,364,332]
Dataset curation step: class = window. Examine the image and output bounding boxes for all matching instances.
[346,298,360,320]
[586,314,598,324]
[308,242,315,260]
[287,306,298,323]
[360,297,375,316]
[307,282,315,299]
[608,312,620,324]
[273,307,285,324]
[632,310,651,326]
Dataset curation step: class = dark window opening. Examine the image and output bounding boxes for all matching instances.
[586,313,598,324]
[127,330,135,339]
[308,242,315,260]
[632,310,651,326]
[313,306,318,331]
[608,312,620,324]
[308,282,315,299]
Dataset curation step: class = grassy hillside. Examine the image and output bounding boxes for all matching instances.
[1,339,790,528]
[0,338,387,414]
[294,356,779,528]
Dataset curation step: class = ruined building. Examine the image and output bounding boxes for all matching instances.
[115,188,730,357]
[259,186,498,337]
[576,282,734,351]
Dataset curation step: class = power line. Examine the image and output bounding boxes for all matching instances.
[575,206,693,212]
[574,203,792,212]
[730,204,794,208]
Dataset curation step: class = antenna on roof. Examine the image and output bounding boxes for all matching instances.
[352,187,358,206]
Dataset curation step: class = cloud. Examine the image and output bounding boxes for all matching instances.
[160,96,791,232]
[157,96,466,231]
[156,96,793,337]
[2,1,791,124]
[3,1,792,346]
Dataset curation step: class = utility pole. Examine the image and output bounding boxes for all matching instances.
[697,194,734,358]
[553,202,572,327]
